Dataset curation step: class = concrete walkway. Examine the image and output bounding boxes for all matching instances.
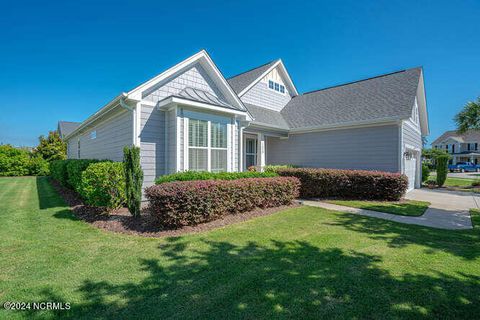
[300,188,476,230]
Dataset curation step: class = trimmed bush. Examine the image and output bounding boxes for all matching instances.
[80,162,126,209]
[155,170,277,184]
[422,163,430,183]
[264,164,296,173]
[436,155,449,187]
[124,146,143,217]
[276,168,408,201]
[66,159,101,192]
[145,177,300,228]
[49,160,73,186]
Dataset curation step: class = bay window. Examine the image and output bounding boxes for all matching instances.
[188,117,229,172]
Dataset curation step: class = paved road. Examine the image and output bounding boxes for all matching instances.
[301,188,475,230]
[431,171,480,179]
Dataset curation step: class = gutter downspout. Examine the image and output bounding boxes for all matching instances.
[119,96,139,147]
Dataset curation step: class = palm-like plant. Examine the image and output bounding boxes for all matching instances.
[454,97,480,133]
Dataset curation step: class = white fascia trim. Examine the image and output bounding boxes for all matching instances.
[247,122,290,134]
[158,97,252,120]
[417,70,429,136]
[288,118,402,134]
[238,60,299,97]
[64,93,136,140]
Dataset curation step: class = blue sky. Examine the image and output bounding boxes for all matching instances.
[1,0,479,146]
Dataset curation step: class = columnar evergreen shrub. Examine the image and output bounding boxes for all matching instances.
[155,170,277,184]
[80,162,126,209]
[436,155,449,187]
[276,168,408,201]
[145,177,300,228]
[123,146,143,217]
[422,163,430,183]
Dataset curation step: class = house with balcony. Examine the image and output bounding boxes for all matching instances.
[58,50,429,191]
[431,130,480,164]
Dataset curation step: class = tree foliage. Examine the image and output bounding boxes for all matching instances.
[454,97,480,133]
[35,131,66,162]
[0,144,49,176]
[123,146,143,217]
[422,148,449,161]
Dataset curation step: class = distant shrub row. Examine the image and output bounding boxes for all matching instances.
[276,168,408,201]
[145,177,300,228]
[50,159,126,209]
[0,145,49,176]
[155,170,277,184]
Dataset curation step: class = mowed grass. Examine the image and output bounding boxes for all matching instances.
[0,177,480,319]
[325,199,430,216]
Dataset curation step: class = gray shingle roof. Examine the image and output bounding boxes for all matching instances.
[58,121,80,138]
[281,68,422,129]
[174,87,244,111]
[227,60,278,94]
[431,130,480,145]
[244,103,289,130]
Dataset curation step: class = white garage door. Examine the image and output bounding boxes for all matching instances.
[405,155,417,192]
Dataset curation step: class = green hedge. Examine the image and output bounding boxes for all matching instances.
[155,170,277,184]
[0,145,50,176]
[80,162,126,209]
[49,160,73,187]
[66,159,101,192]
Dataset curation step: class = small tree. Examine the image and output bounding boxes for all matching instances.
[454,97,480,133]
[123,146,143,217]
[436,154,449,187]
[421,163,430,183]
[35,131,66,162]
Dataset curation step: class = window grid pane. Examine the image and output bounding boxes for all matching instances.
[189,119,208,147]
[189,148,208,171]
[211,149,227,173]
[211,122,227,148]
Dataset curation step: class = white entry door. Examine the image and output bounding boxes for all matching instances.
[405,154,417,191]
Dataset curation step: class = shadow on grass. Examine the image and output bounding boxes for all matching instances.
[36,176,68,210]
[31,239,480,319]
[328,212,480,260]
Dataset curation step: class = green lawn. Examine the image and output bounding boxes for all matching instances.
[1,177,480,319]
[444,177,478,187]
[325,199,430,216]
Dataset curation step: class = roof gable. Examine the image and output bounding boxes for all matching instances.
[228,60,298,97]
[432,130,480,145]
[280,68,423,131]
[128,50,246,111]
[57,121,80,138]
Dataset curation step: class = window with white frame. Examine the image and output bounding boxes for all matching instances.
[90,130,96,140]
[268,80,285,94]
[188,119,208,171]
[188,118,228,172]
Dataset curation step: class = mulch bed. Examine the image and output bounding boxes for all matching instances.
[49,179,299,238]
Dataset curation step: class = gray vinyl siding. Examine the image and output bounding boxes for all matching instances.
[66,109,132,161]
[241,81,291,111]
[140,104,166,188]
[142,62,225,103]
[402,121,422,150]
[167,109,177,174]
[266,124,400,172]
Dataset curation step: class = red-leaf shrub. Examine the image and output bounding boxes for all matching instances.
[276,168,408,201]
[145,177,300,228]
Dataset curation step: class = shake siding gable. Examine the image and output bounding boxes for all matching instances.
[241,67,292,111]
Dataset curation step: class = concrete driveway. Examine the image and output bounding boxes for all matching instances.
[404,188,475,229]
[301,188,475,230]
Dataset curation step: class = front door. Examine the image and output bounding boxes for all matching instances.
[245,137,257,170]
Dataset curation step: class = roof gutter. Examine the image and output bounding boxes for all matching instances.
[64,93,128,140]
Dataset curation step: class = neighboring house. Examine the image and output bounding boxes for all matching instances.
[58,121,80,139]
[59,50,429,191]
[431,130,480,164]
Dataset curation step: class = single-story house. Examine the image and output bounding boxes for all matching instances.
[59,50,429,191]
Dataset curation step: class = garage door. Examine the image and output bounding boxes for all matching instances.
[405,155,416,191]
